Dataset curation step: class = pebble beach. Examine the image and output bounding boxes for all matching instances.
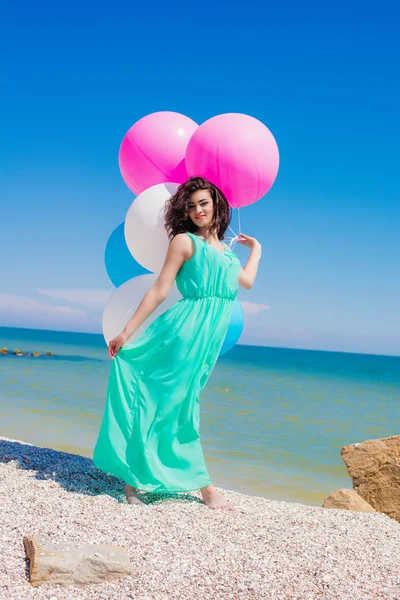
[0,436,399,599]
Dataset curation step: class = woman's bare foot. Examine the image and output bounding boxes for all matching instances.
[123,483,145,506]
[200,484,234,511]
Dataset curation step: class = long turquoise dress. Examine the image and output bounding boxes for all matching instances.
[93,231,241,493]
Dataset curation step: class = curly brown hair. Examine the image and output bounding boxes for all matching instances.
[164,177,231,241]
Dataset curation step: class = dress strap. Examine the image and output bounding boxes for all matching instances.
[184,232,197,261]
[185,231,198,242]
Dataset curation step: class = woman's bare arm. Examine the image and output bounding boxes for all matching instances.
[121,234,192,339]
[237,234,262,290]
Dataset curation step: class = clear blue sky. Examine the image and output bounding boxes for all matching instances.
[1,0,399,355]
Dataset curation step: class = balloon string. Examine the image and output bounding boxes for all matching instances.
[225,209,243,249]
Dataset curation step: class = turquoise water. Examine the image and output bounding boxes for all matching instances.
[1,326,399,506]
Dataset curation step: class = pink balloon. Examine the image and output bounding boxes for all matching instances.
[119,111,198,195]
[185,113,279,208]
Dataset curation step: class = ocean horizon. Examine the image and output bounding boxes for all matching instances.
[1,325,399,507]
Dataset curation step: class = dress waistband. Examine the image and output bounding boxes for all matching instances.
[181,294,234,300]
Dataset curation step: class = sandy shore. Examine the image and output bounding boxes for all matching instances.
[0,436,399,600]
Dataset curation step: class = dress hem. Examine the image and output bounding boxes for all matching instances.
[132,484,213,494]
[125,473,213,494]
[93,460,212,494]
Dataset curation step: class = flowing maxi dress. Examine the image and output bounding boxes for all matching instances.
[93,231,241,493]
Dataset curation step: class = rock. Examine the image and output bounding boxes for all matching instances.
[0,347,8,354]
[23,534,132,587]
[322,488,376,512]
[45,351,53,356]
[341,435,400,522]
[31,352,41,357]
[13,349,24,356]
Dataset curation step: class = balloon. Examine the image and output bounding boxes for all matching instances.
[185,113,279,209]
[124,182,178,274]
[119,111,198,195]
[105,223,152,287]
[219,297,244,357]
[102,274,182,345]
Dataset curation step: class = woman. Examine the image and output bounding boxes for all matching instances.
[93,176,262,510]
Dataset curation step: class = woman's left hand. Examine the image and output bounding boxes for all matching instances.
[236,233,261,250]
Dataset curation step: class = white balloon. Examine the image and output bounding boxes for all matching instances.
[102,274,182,345]
[124,182,179,273]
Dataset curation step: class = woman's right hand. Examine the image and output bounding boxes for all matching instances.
[108,332,128,359]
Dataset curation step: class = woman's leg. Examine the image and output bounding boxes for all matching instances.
[123,483,145,505]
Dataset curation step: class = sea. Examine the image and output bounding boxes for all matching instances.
[0,326,399,507]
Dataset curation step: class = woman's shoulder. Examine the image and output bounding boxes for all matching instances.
[222,241,233,253]
[171,232,191,245]
[222,242,241,262]
[170,232,196,263]
[169,233,196,256]
[171,232,195,244]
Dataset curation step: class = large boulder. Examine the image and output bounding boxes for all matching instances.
[341,435,400,522]
[24,534,132,587]
[322,488,376,512]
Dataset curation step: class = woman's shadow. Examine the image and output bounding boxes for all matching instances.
[0,438,202,506]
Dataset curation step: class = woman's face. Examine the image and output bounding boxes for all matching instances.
[187,189,214,228]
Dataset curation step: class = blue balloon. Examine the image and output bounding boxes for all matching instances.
[219,297,244,357]
[105,223,152,287]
